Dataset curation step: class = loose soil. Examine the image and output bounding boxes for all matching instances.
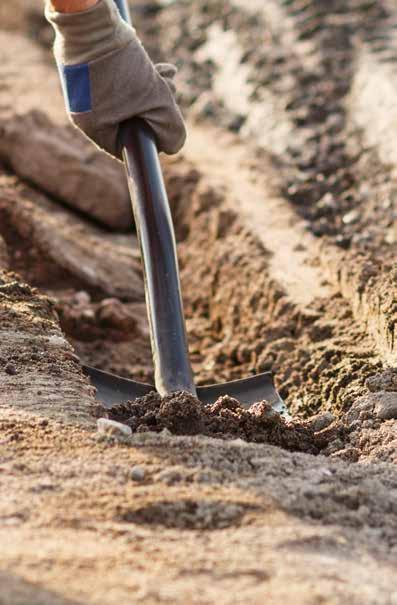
[109,391,325,454]
[0,1,396,604]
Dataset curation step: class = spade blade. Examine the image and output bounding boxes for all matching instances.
[83,366,289,417]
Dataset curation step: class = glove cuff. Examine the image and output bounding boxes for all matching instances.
[45,0,134,65]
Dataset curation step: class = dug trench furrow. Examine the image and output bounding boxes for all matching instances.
[145,0,396,367]
[0,104,389,457]
[182,126,329,307]
[0,18,391,454]
[0,5,393,450]
[166,152,382,428]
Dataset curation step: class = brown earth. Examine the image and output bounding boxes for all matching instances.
[0,1,396,604]
[0,111,132,230]
[109,391,326,454]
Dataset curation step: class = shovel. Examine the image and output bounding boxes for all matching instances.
[83,0,289,417]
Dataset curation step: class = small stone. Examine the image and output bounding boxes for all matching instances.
[97,298,137,331]
[130,465,146,482]
[308,412,335,433]
[5,364,17,376]
[342,209,360,225]
[97,418,132,439]
[74,291,91,306]
[366,369,397,393]
[374,392,397,420]
[331,447,360,462]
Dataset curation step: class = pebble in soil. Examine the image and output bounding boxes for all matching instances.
[107,391,329,454]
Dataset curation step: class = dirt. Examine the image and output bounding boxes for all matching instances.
[0,111,132,230]
[147,0,396,250]
[0,271,97,424]
[140,0,397,364]
[1,415,396,605]
[109,391,329,454]
[160,157,388,440]
[0,175,144,299]
[0,1,396,603]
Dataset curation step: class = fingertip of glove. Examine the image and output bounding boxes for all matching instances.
[161,125,187,155]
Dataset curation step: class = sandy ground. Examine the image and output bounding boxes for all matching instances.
[0,1,396,604]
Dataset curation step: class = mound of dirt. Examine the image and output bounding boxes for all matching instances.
[108,391,329,454]
[0,111,132,230]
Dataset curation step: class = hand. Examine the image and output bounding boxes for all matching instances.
[49,0,98,13]
[46,0,186,158]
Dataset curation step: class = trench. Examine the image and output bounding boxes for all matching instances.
[0,144,388,455]
[0,146,381,408]
[0,0,395,463]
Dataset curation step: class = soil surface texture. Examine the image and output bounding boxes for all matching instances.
[0,1,396,604]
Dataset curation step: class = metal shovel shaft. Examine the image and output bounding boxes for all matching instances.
[119,119,196,396]
[111,0,195,396]
[113,0,130,22]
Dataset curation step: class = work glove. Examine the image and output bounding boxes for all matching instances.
[45,0,186,159]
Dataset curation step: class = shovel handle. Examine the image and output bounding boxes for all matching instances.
[113,0,129,22]
[114,0,196,396]
[120,120,196,396]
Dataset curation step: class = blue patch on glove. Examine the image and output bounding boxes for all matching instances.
[59,63,92,114]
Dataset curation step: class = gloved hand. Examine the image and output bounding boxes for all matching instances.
[45,0,186,158]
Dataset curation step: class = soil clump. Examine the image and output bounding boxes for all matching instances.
[0,111,132,230]
[109,391,329,454]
